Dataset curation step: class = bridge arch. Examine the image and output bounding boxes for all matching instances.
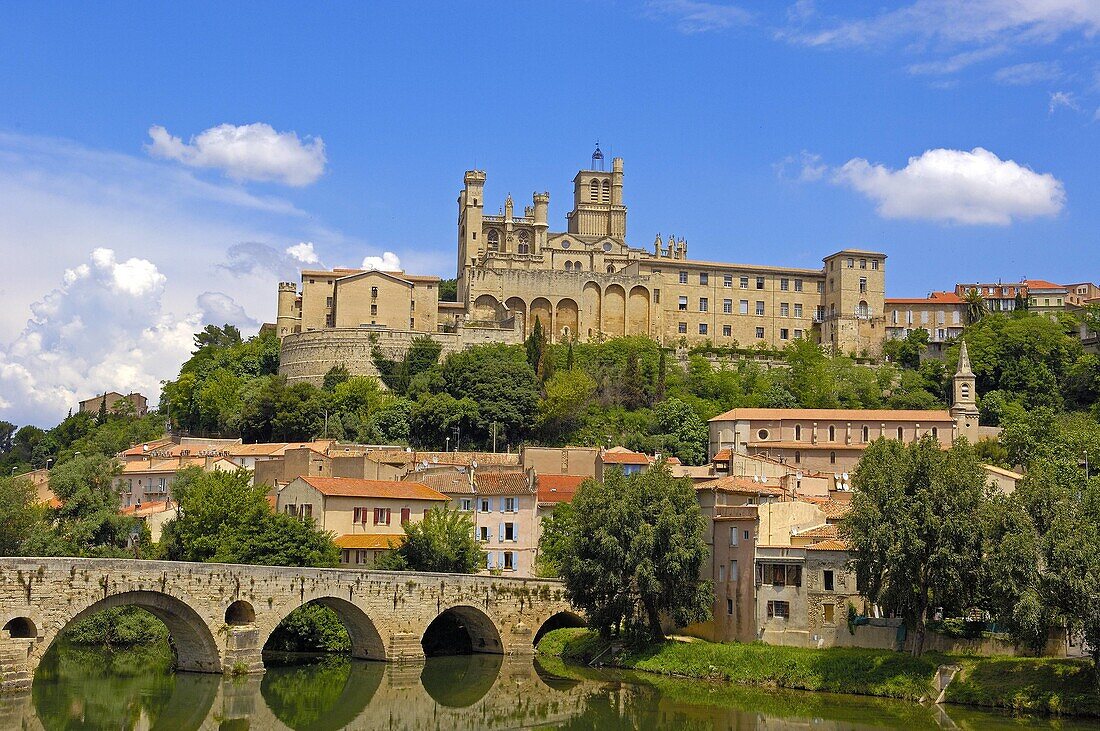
[225,600,255,626]
[532,611,586,647]
[264,596,386,662]
[3,616,36,638]
[51,590,222,673]
[422,604,503,656]
[420,654,503,707]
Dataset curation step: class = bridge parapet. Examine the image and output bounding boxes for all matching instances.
[0,558,580,692]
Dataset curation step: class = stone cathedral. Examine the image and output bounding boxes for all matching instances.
[275,146,887,385]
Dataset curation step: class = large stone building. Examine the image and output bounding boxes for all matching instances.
[277,148,888,383]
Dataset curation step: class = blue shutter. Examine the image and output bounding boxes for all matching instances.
[498,522,504,542]
[486,552,492,569]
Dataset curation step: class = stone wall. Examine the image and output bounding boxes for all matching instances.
[278,321,523,386]
[0,558,577,691]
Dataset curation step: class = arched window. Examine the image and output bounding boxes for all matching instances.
[565,261,573,271]
[574,261,582,270]
[794,451,801,464]
[897,426,904,440]
[857,300,870,317]
[590,179,600,201]
[602,179,611,203]
[828,425,835,442]
[794,424,801,441]
[931,427,938,439]
[862,425,869,442]
[829,451,836,464]
[517,230,529,254]
[487,229,499,252]
[961,383,970,398]
[607,265,615,273]
[830,303,836,317]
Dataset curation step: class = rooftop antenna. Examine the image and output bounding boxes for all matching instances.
[591,141,604,171]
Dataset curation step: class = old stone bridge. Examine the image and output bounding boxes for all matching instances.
[0,558,583,691]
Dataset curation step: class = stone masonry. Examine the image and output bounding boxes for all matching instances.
[0,558,578,691]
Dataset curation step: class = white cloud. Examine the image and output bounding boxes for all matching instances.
[906,45,1007,75]
[993,60,1063,85]
[147,123,326,186]
[361,252,402,271]
[286,241,321,264]
[833,147,1065,225]
[1049,90,1080,112]
[197,291,259,329]
[646,0,754,34]
[775,151,828,182]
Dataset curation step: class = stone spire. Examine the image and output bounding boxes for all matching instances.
[957,340,974,376]
[951,339,979,435]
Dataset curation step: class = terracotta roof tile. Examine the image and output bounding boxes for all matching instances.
[297,476,448,501]
[794,523,839,540]
[537,474,588,504]
[410,471,474,494]
[709,408,953,423]
[806,539,850,551]
[695,476,785,496]
[821,499,852,520]
[600,449,651,465]
[474,470,532,495]
[335,533,406,550]
[713,449,733,461]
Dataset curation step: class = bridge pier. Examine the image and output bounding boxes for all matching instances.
[0,639,34,692]
[221,625,265,675]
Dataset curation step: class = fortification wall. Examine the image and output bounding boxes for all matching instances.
[279,323,523,386]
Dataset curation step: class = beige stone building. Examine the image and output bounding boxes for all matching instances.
[78,391,148,417]
[276,149,889,384]
[885,290,965,351]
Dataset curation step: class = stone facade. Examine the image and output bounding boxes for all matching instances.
[0,558,578,691]
[275,149,889,384]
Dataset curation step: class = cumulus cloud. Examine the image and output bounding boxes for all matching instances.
[197,291,259,329]
[286,241,320,264]
[775,151,827,182]
[993,60,1063,85]
[361,252,402,271]
[645,0,754,34]
[1049,90,1080,113]
[833,147,1065,225]
[147,123,326,186]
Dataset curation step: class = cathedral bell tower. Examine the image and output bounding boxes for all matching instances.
[950,340,980,437]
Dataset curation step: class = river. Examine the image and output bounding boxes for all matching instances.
[1,642,1093,730]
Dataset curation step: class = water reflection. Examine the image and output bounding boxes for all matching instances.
[14,642,1098,730]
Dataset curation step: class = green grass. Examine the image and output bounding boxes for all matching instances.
[536,628,1100,717]
[945,656,1100,717]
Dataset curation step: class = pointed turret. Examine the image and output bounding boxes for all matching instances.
[957,340,974,376]
[951,339,980,436]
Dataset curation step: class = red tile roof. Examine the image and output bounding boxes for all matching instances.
[410,471,474,494]
[474,470,532,495]
[709,408,953,422]
[297,476,448,501]
[712,449,733,461]
[806,539,850,551]
[794,523,839,540]
[537,474,588,504]
[600,450,651,465]
[1023,279,1064,290]
[695,476,786,496]
[335,533,406,550]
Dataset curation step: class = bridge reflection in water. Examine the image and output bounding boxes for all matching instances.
[4,644,1093,731]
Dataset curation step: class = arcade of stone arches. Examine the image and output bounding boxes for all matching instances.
[473,283,653,343]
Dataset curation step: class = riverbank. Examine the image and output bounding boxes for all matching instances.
[536,628,1100,717]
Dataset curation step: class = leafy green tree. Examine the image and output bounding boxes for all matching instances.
[539,368,596,441]
[408,393,479,449]
[321,364,351,392]
[96,394,108,425]
[159,468,338,567]
[372,335,442,395]
[375,506,485,573]
[963,288,986,325]
[556,465,711,638]
[842,437,989,655]
[0,475,49,555]
[373,398,414,443]
[49,455,144,557]
[534,502,574,578]
[437,278,458,302]
[441,344,538,445]
[525,316,547,377]
[883,328,929,369]
[193,323,242,351]
[0,420,15,455]
[653,398,708,465]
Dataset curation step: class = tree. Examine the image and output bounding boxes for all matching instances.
[0,420,15,455]
[539,368,596,441]
[534,502,574,578]
[322,364,351,392]
[437,278,458,302]
[963,288,986,325]
[193,323,243,352]
[408,393,479,450]
[653,398,708,465]
[842,436,988,655]
[882,328,928,369]
[96,394,108,425]
[375,506,485,573]
[441,345,539,445]
[555,465,711,639]
[525,316,547,378]
[0,476,49,556]
[160,468,338,567]
[48,455,143,557]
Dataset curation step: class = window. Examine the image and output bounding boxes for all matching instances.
[961,383,970,398]
[824,570,834,591]
[931,426,938,438]
[503,497,517,512]
[846,257,854,268]
[284,504,297,516]
[487,229,499,251]
[459,498,473,512]
[700,272,709,285]
[699,297,708,312]
[897,426,905,440]
[824,603,835,624]
[794,303,803,318]
[480,498,491,512]
[755,301,765,316]
[699,323,708,335]
[739,300,749,315]
[794,451,801,463]
[780,278,789,291]
[828,425,835,441]
[744,530,750,540]
[723,274,733,288]
[371,304,377,316]
[678,322,687,334]
[565,261,573,271]
[780,302,789,317]
[590,179,600,201]
[723,298,733,314]
[729,526,739,545]
[326,296,333,308]
[755,327,765,339]
[739,276,749,289]
[478,526,489,542]
[504,522,516,541]
[727,598,734,615]
[730,560,738,581]
[829,451,836,464]
[719,564,726,582]
[794,424,802,441]
[756,277,765,289]
[299,504,312,519]
[767,601,791,620]
[371,286,378,298]
[794,329,803,338]
[817,281,825,294]
[653,289,660,304]
[859,277,867,294]
[373,507,391,525]
[353,507,369,524]
[561,239,571,249]
[871,260,879,270]
[723,325,731,337]
[503,551,515,570]
[794,279,803,292]
[758,428,770,440]
[679,271,688,284]
[780,328,789,340]
[517,230,529,254]
[400,508,411,524]
[862,425,869,442]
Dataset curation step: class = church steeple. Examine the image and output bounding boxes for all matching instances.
[951,340,979,436]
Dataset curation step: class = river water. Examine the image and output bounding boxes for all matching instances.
[1,642,1093,730]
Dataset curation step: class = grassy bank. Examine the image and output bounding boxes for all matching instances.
[945,656,1100,717]
[537,628,1100,717]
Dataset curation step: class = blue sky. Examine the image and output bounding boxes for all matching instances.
[1,1,1098,425]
